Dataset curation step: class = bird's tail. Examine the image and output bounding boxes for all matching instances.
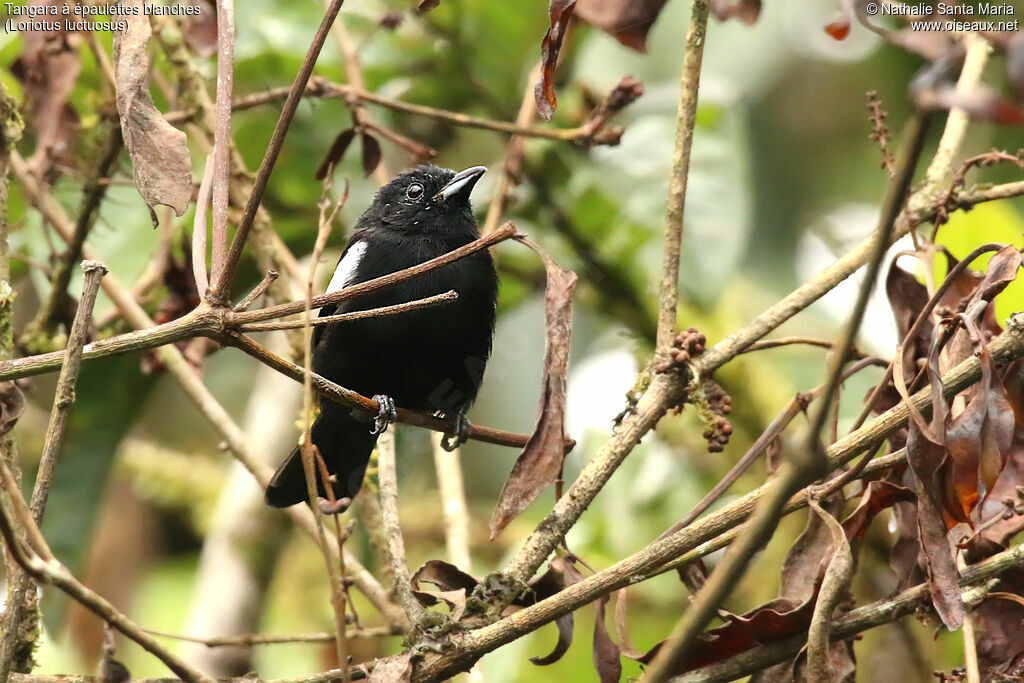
[265,401,378,508]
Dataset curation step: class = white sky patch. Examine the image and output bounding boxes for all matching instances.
[795,203,914,357]
[566,347,638,454]
[326,241,367,294]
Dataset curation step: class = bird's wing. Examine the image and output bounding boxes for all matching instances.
[314,239,368,348]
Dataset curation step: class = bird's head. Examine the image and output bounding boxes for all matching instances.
[359,164,487,235]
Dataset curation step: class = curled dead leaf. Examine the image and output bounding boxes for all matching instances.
[490,239,576,538]
[575,0,670,52]
[113,1,192,216]
[535,0,577,121]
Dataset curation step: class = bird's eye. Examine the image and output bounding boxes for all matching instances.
[406,183,424,199]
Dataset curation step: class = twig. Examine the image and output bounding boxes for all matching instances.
[28,260,106,519]
[322,7,390,184]
[233,270,279,312]
[300,193,350,677]
[482,63,540,235]
[210,0,235,284]
[231,223,517,325]
[740,336,870,356]
[145,625,400,647]
[377,430,427,624]
[0,260,106,675]
[238,291,458,332]
[184,77,625,147]
[192,154,214,297]
[958,553,982,683]
[210,0,347,303]
[431,432,472,570]
[227,333,546,450]
[655,0,710,352]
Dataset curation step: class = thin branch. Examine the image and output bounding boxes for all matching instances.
[227,333,546,450]
[238,291,458,332]
[145,625,400,647]
[431,432,472,570]
[299,194,350,675]
[377,430,427,624]
[322,7,390,185]
[233,270,279,312]
[175,77,625,147]
[29,260,107,520]
[210,0,235,284]
[209,0,347,303]
[482,63,540,235]
[740,336,871,357]
[192,153,214,297]
[656,0,710,352]
[231,223,517,325]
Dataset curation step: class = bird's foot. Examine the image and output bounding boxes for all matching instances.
[370,395,397,435]
[441,413,472,452]
[317,496,352,515]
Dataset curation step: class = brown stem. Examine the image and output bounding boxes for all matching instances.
[210,0,235,284]
[238,291,458,332]
[655,0,710,352]
[209,0,347,303]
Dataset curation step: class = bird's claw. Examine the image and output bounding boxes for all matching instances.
[441,413,471,452]
[370,395,397,435]
[317,496,352,515]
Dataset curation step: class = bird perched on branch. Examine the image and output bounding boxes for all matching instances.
[265,165,497,509]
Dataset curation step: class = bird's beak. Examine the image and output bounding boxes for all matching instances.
[435,165,487,201]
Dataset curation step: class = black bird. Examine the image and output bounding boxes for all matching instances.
[265,165,498,509]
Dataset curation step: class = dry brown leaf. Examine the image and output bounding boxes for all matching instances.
[0,382,26,438]
[535,0,577,121]
[315,127,356,180]
[575,0,670,52]
[593,594,622,683]
[113,1,192,216]
[527,555,586,666]
[906,424,964,630]
[490,240,576,538]
[361,131,382,177]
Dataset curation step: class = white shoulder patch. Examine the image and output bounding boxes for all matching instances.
[326,241,367,294]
